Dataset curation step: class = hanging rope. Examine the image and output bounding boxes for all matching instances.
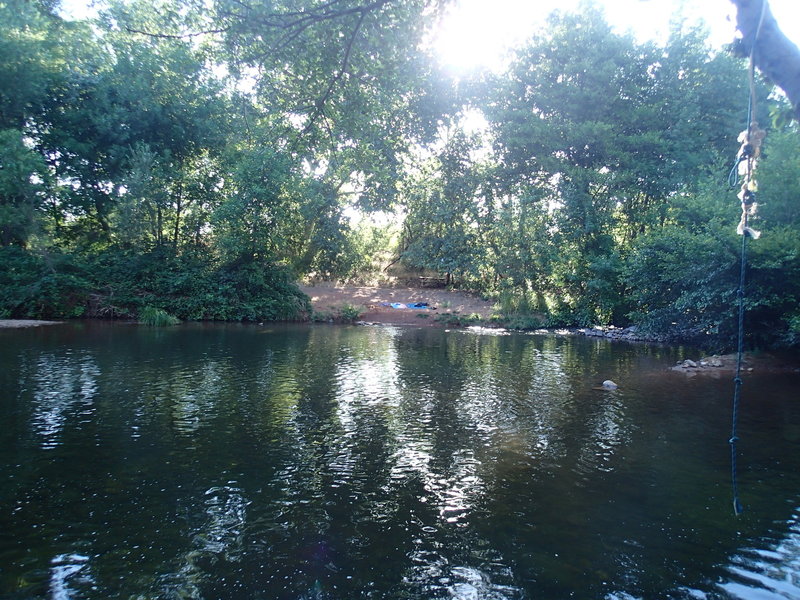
[728,0,768,517]
[730,222,748,516]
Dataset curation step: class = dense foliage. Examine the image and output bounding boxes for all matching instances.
[0,0,798,349]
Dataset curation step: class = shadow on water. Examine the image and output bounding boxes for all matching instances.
[0,322,798,599]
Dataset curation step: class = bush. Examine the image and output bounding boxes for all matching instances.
[339,303,365,322]
[0,247,91,319]
[435,311,483,327]
[621,222,800,351]
[88,249,311,322]
[493,288,547,329]
[622,226,739,349]
[0,246,312,323]
[310,309,334,322]
[494,313,545,330]
[310,303,365,323]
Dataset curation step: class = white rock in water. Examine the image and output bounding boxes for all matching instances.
[602,380,618,389]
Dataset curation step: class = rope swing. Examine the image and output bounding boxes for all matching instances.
[728,0,768,517]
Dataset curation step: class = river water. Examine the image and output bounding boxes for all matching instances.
[1,322,799,599]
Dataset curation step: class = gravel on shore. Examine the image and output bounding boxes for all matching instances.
[0,320,62,328]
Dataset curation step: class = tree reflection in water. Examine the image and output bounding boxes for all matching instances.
[1,323,799,599]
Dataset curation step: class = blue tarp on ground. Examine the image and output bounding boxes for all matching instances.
[383,302,431,309]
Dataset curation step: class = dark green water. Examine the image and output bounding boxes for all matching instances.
[1,322,799,600]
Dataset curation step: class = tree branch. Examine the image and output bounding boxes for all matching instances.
[218,0,390,37]
[125,0,390,44]
[731,0,800,118]
[296,7,367,141]
[124,25,229,39]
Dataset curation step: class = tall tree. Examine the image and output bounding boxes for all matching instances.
[401,130,489,285]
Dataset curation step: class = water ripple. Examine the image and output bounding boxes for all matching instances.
[719,507,800,599]
[49,553,92,600]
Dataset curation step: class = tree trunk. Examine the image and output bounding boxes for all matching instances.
[157,205,163,246]
[732,0,800,119]
[173,179,183,252]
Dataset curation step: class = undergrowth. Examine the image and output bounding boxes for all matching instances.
[0,246,311,323]
[435,312,483,327]
[311,303,366,323]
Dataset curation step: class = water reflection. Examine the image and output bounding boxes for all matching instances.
[30,352,99,449]
[576,390,630,476]
[1,323,799,600]
[195,484,250,560]
[167,360,227,435]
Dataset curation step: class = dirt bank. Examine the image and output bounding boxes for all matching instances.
[299,284,495,326]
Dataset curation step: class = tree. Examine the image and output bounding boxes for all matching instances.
[0,130,51,246]
[481,9,749,323]
[401,130,488,285]
[204,0,457,213]
[623,126,800,350]
[32,0,230,243]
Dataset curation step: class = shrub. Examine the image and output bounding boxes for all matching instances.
[492,287,549,329]
[339,303,366,322]
[311,309,334,322]
[139,306,180,326]
[311,304,365,323]
[495,313,546,330]
[0,247,91,319]
[88,249,311,322]
[622,226,738,349]
[435,311,483,327]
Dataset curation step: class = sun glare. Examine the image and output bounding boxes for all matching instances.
[432,0,543,73]
[433,0,800,74]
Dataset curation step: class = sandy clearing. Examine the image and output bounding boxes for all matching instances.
[299,284,495,326]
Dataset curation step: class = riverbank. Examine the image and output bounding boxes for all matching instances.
[300,285,800,374]
[5,288,798,374]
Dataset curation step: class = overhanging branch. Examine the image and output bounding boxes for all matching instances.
[731,0,800,119]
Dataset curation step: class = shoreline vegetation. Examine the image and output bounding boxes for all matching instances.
[3,3,800,356]
[3,320,796,375]
[5,283,799,374]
